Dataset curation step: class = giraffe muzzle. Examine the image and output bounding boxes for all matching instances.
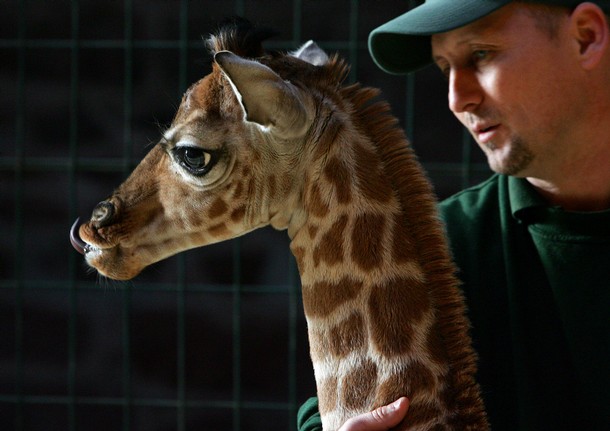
[69,200,119,255]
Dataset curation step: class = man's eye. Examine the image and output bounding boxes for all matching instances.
[473,50,489,61]
[173,146,217,176]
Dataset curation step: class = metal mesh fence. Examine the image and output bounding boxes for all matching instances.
[0,1,491,430]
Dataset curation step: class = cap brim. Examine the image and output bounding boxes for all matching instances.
[368,0,511,74]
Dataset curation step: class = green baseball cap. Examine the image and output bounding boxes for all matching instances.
[368,0,610,74]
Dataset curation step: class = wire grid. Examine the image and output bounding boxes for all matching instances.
[0,1,491,430]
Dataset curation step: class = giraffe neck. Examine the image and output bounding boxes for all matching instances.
[289,159,448,430]
[287,89,487,430]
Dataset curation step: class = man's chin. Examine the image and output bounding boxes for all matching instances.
[485,145,534,177]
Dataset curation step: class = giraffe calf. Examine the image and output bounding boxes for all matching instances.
[71,21,488,431]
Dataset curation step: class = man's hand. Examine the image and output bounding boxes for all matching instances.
[338,397,409,431]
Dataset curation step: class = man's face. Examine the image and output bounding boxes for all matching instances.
[431,3,582,178]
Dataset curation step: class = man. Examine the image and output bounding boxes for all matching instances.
[298,1,610,429]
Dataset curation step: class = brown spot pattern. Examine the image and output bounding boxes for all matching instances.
[329,312,366,358]
[208,222,229,237]
[241,165,251,179]
[426,325,449,366]
[230,205,246,223]
[351,212,386,271]
[312,215,348,267]
[313,115,343,162]
[353,143,392,203]
[377,361,436,403]
[232,180,244,199]
[391,213,419,264]
[341,359,378,411]
[307,224,319,239]
[208,197,228,219]
[302,277,362,318]
[368,277,430,356]
[324,156,352,204]
[306,183,330,218]
[292,246,306,275]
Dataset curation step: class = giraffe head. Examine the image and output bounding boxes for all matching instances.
[70,24,335,280]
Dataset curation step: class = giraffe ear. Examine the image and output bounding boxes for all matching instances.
[291,40,329,66]
[214,51,312,140]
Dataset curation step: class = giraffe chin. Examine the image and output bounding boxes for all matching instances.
[85,246,145,281]
[70,218,145,281]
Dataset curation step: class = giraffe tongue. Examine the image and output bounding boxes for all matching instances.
[70,218,89,255]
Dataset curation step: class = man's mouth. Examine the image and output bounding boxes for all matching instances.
[473,124,500,143]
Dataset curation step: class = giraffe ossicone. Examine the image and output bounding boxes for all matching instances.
[70,21,488,430]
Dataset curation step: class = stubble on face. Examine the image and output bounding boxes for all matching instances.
[483,134,535,176]
[462,109,536,177]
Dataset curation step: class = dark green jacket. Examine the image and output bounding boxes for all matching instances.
[297,174,610,430]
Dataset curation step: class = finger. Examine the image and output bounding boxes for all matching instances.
[339,397,410,431]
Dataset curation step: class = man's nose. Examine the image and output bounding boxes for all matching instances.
[448,68,483,114]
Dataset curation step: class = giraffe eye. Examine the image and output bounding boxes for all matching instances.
[173,146,218,176]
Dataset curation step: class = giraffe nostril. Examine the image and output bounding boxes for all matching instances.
[91,200,115,227]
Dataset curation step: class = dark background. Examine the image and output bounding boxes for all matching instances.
[0,1,491,430]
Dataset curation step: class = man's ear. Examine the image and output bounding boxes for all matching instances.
[570,2,609,69]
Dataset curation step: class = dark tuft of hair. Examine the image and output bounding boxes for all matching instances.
[206,16,278,58]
